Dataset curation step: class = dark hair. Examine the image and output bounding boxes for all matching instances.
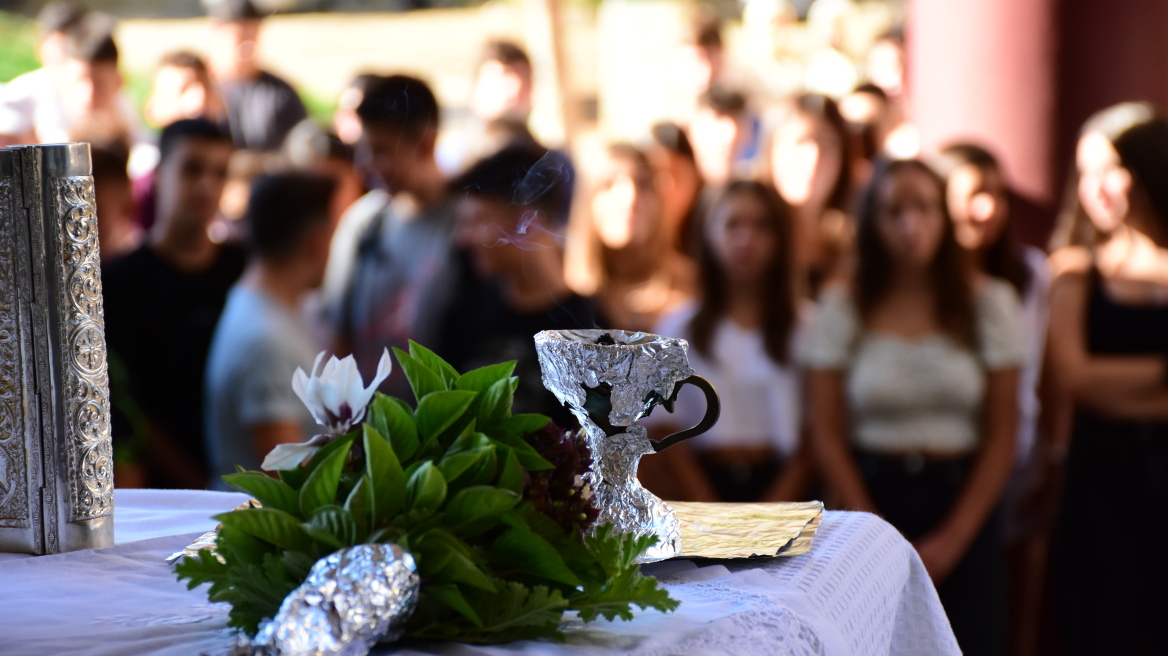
[1084,102,1168,228]
[38,2,86,35]
[651,121,696,162]
[650,121,702,255]
[934,143,1032,297]
[208,0,262,22]
[480,40,531,70]
[159,118,233,164]
[356,75,440,137]
[690,180,797,364]
[852,82,888,104]
[698,86,747,117]
[855,159,975,346]
[1048,168,1094,250]
[62,14,118,65]
[246,172,335,261]
[452,142,570,220]
[90,144,130,190]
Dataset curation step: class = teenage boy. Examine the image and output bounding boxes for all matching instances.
[442,143,601,423]
[206,0,307,151]
[332,75,459,398]
[205,172,336,485]
[103,119,242,489]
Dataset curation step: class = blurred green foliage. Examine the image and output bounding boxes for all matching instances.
[0,11,41,83]
[301,90,337,127]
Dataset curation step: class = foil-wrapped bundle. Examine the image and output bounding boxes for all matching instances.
[242,543,419,656]
[534,329,719,563]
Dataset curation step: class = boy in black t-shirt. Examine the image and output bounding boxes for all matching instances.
[103,119,242,489]
[441,144,603,425]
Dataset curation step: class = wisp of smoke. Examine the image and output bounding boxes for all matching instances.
[512,149,572,208]
[480,148,573,250]
[485,209,565,250]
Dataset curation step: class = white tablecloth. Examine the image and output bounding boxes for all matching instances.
[0,489,958,656]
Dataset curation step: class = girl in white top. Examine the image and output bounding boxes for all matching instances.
[800,159,1023,656]
[643,180,813,503]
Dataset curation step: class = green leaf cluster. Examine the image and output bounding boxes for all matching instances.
[176,342,677,643]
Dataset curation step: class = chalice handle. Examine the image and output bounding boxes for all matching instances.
[652,375,720,452]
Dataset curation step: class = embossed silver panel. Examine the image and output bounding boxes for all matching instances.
[0,173,31,532]
[51,177,114,522]
[0,143,114,554]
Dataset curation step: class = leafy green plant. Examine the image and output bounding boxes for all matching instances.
[176,342,677,643]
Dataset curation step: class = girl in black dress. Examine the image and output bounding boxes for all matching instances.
[1047,102,1168,654]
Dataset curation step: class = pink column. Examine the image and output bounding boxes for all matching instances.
[907,0,1058,207]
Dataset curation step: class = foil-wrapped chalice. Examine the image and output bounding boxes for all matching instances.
[534,329,719,562]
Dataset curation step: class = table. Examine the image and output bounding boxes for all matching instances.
[0,490,959,656]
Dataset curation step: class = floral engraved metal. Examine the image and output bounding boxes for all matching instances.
[51,177,113,522]
[0,177,29,528]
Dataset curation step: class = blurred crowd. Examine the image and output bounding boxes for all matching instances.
[5,2,1168,655]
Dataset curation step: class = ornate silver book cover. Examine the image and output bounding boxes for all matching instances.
[0,143,114,554]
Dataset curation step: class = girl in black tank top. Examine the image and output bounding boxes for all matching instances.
[1049,101,1168,655]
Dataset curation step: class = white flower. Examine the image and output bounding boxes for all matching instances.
[260,349,392,472]
[293,349,393,434]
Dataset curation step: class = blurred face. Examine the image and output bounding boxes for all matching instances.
[471,60,532,121]
[455,196,527,279]
[946,164,1009,252]
[210,18,261,77]
[770,112,843,208]
[875,167,947,269]
[155,138,232,230]
[649,145,700,232]
[1077,132,1131,234]
[707,190,778,285]
[690,107,742,185]
[838,91,885,129]
[60,59,123,115]
[590,155,659,250]
[146,65,209,128]
[357,124,426,195]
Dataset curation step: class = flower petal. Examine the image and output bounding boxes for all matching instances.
[261,442,321,471]
[370,349,394,392]
[293,367,330,427]
[291,366,311,405]
[351,349,392,416]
